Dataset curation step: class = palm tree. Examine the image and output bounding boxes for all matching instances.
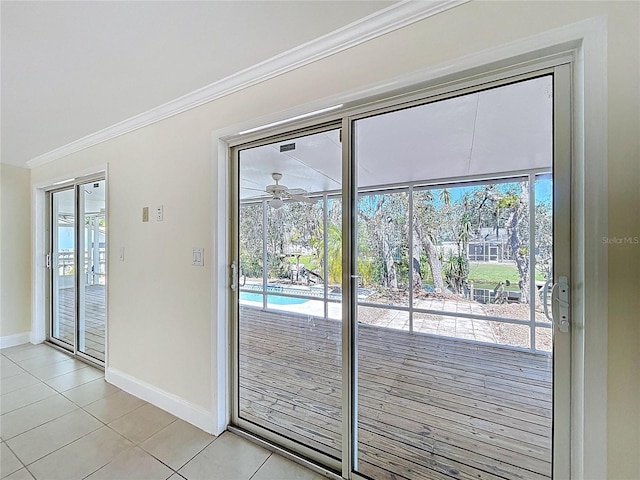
[459,213,472,253]
[443,252,467,294]
[439,188,451,206]
[325,223,342,284]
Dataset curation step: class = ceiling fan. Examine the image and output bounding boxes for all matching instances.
[265,172,316,209]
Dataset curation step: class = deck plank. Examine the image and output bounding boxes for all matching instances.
[239,307,552,480]
[55,285,106,361]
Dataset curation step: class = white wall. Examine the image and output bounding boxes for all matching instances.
[0,164,32,346]
[28,1,639,478]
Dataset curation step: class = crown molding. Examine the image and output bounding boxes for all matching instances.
[26,0,467,168]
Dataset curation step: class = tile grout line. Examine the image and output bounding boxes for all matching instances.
[16,422,106,469]
[2,437,28,478]
[2,345,112,464]
[3,345,218,480]
[248,452,273,480]
[161,433,217,475]
[3,370,108,467]
[0,385,60,416]
[93,406,183,476]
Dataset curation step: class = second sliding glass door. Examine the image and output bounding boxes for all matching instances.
[48,177,106,364]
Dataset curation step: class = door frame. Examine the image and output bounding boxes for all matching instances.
[342,66,571,480]
[216,18,608,479]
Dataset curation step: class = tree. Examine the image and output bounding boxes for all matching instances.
[534,201,553,282]
[413,190,446,292]
[239,202,264,278]
[443,252,467,294]
[439,188,451,206]
[503,186,531,304]
[357,193,411,291]
[326,223,342,284]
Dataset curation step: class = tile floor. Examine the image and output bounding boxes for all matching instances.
[0,343,326,480]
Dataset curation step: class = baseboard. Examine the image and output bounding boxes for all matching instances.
[105,367,218,435]
[0,332,32,349]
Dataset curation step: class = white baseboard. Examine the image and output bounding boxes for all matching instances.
[0,332,32,349]
[105,367,218,435]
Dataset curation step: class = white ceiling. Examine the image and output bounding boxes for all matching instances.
[239,75,552,198]
[0,0,395,167]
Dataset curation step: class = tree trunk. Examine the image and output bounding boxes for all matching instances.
[382,232,398,289]
[422,234,445,292]
[412,221,422,290]
[506,204,530,304]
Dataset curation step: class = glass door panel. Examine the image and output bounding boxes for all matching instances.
[352,75,556,479]
[51,188,76,348]
[235,128,343,466]
[78,180,106,361]
[49,177,106,365]
[534,173,554,352]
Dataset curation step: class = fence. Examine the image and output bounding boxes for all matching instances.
[56,248,106,286]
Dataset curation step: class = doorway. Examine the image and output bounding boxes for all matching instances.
[47,176,106,365]
[231,66,571,479]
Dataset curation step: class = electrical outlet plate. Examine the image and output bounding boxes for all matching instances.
[156,205,164,221]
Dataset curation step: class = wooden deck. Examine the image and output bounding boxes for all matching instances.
[56,285,105,361]
[239,306,552,480]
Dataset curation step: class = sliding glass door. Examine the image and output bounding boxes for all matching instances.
[48,177,106,364]
[77,179,106,361]
[233,127,343,471]
[231,66,571,480]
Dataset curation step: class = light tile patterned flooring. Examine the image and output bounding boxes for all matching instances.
[0,343,325,480]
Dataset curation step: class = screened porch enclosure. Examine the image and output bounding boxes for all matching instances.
[235,74,556,479]
[239,171,554,353]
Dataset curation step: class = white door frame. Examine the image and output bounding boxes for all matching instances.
[213,16,608,479]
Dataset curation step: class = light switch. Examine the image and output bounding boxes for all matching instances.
[192,248,204,266]
[142,207,149,222]
[119,247,125,261]
[156,205,164,221]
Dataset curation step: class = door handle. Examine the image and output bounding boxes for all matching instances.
[230,262,238,291]
[46,253,52,269]
[543,276,570,333]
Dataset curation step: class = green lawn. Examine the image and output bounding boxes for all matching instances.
[468,262,545,290]
[287,255,546,289]
[286,255,321,273]
[469,262,520,284]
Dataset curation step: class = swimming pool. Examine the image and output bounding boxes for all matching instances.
[240,292,309,305]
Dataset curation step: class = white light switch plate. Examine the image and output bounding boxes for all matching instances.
[192,248,204,266]
[156,205,163,221]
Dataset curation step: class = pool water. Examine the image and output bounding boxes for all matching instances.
[240,292,309,305]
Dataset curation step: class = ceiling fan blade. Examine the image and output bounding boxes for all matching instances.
[241,186,268,192]
[287,188,308,195]
[287,192,317,204]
